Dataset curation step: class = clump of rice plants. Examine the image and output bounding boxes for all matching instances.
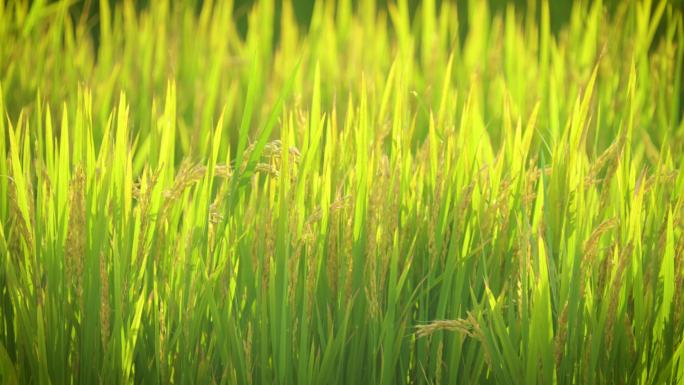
[1,0,683,384]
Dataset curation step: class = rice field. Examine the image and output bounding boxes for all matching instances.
[1,0,684,384]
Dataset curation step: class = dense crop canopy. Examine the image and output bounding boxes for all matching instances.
[1,0,683,384]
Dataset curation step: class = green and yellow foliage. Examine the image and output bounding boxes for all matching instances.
[1,0,683,384]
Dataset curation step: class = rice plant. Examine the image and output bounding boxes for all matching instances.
[1,0,683,384]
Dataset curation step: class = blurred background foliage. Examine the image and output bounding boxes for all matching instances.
[2,0,682,165]
[75,0,684,49]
